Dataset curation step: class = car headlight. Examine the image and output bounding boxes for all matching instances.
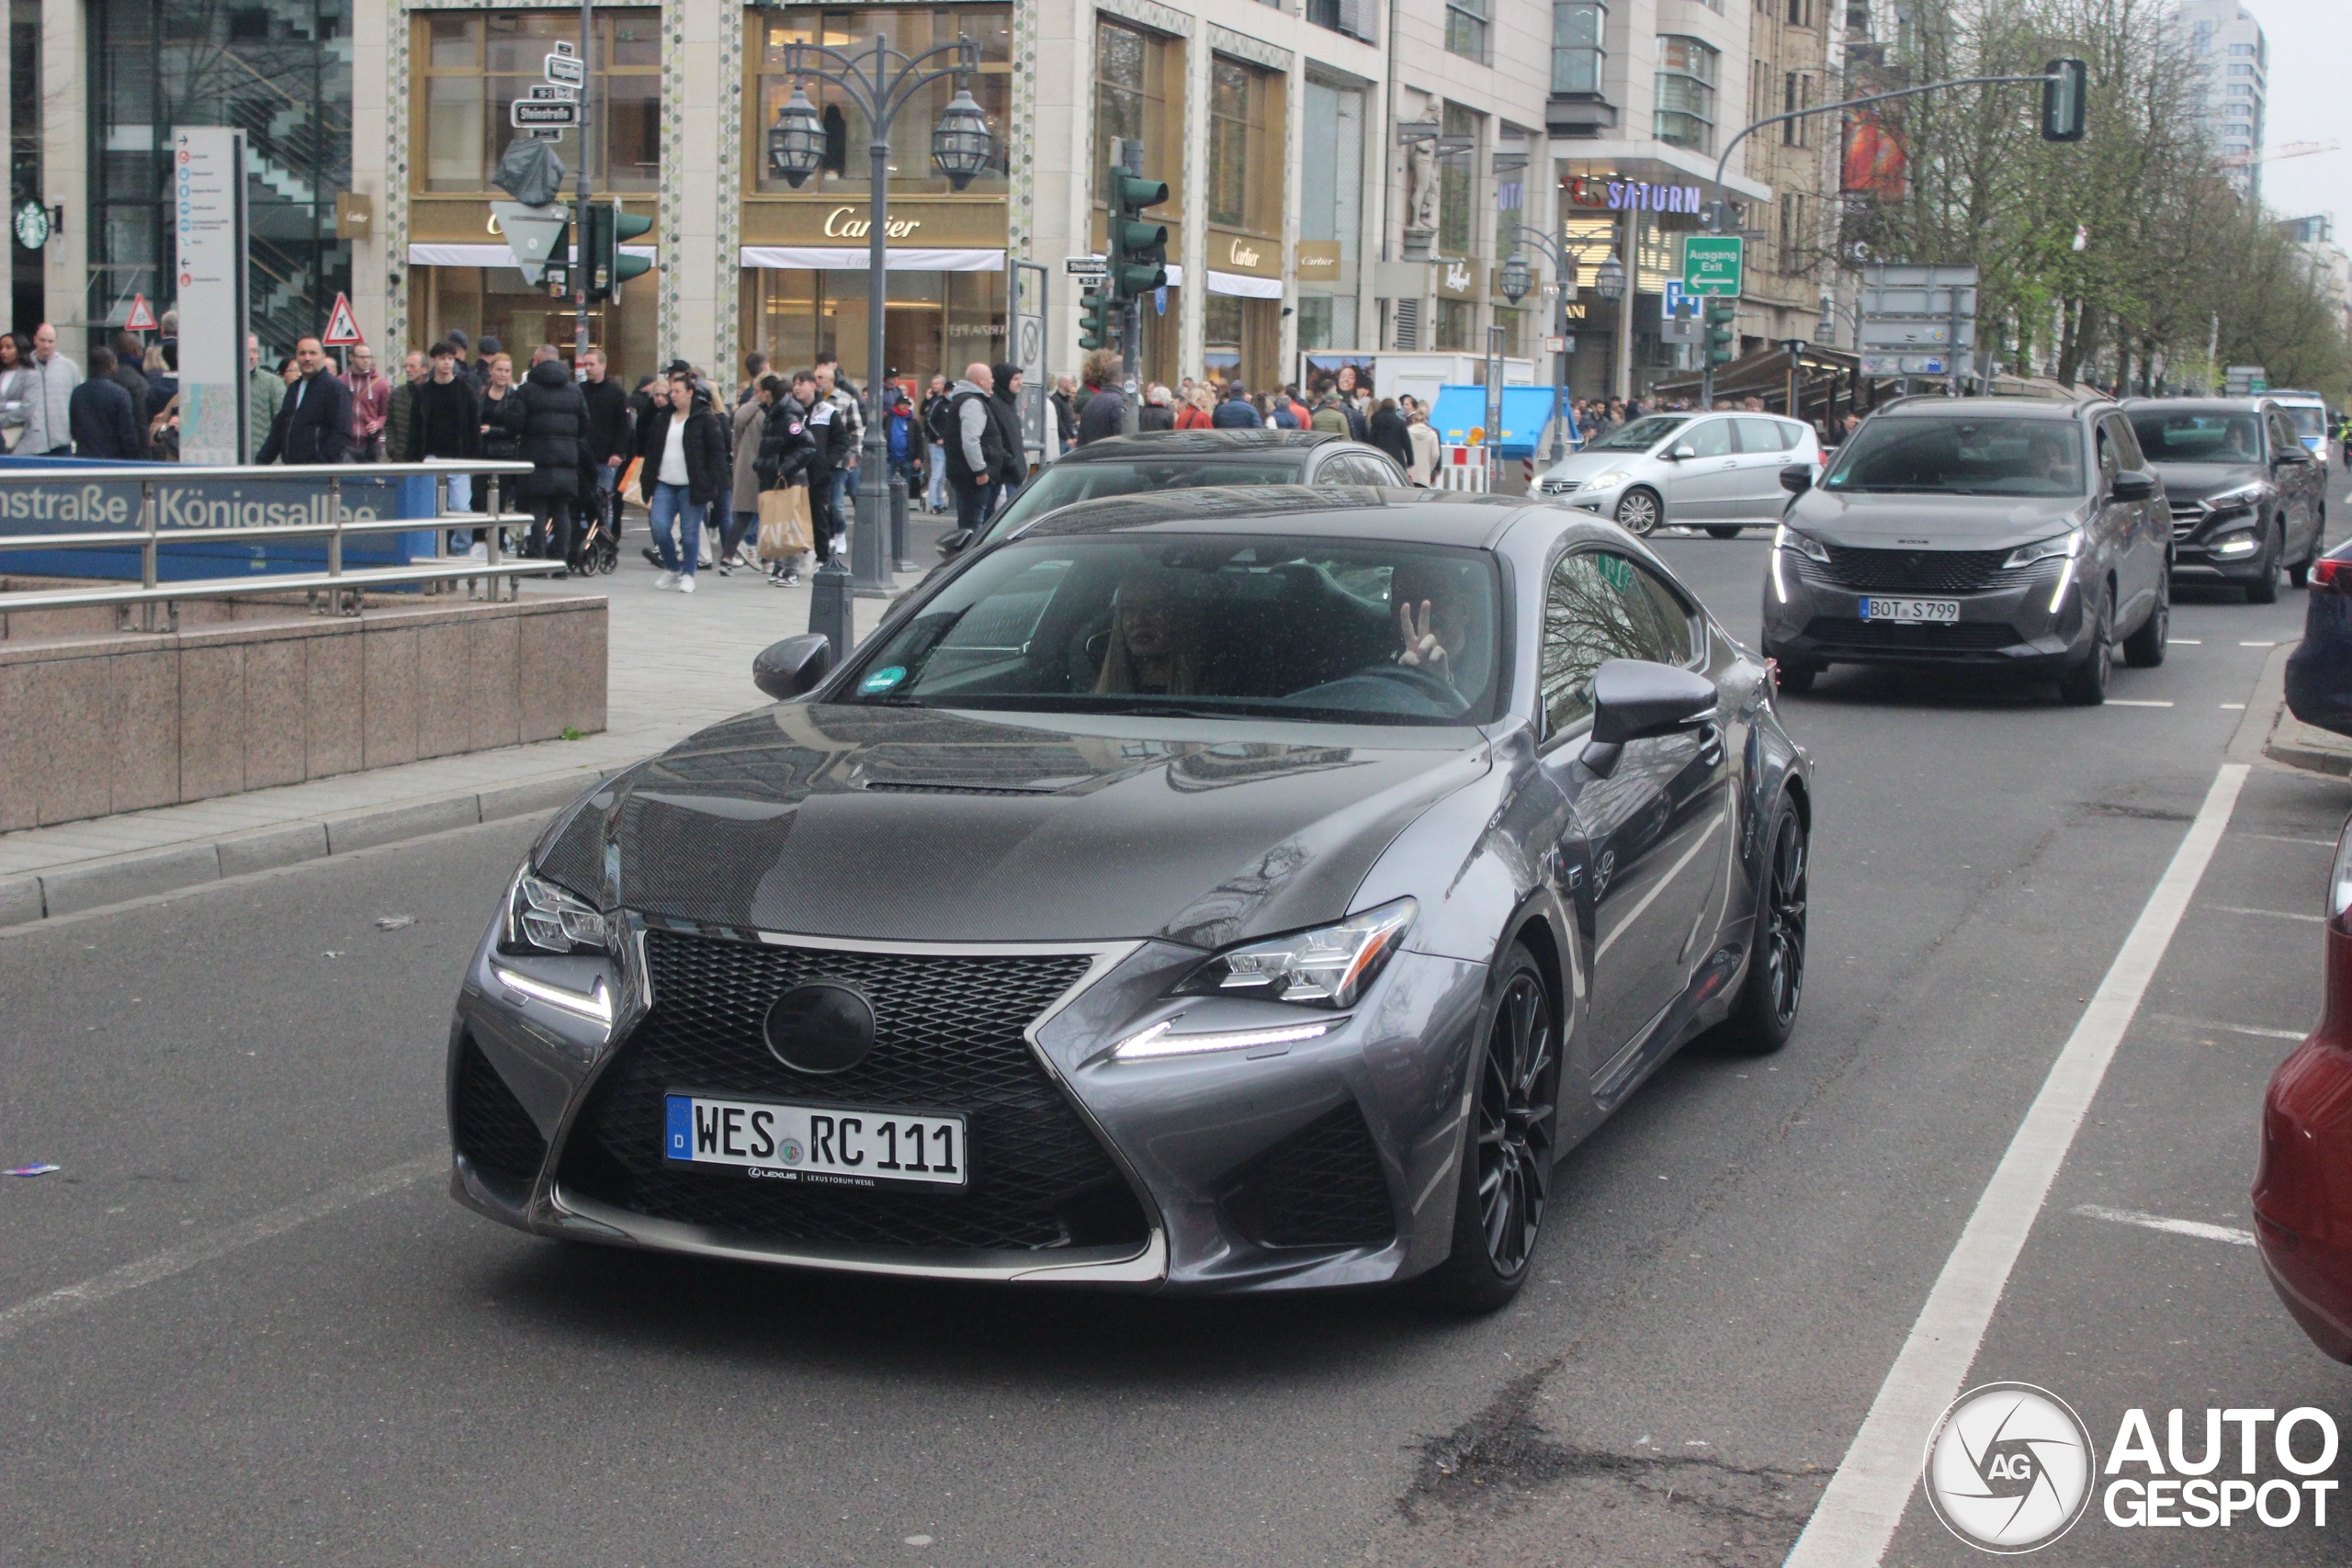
[1582,470,1634,492]
[2201,481,2274,515]
[503,867,613,956]
[2003,530,2083,570]
[2211,533,2260,558]
[1774,524,1830,565]
[1170,897,1416,1010]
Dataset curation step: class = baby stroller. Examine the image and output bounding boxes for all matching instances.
[571,492,621,575]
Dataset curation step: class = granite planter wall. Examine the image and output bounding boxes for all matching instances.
[0,594,606,830]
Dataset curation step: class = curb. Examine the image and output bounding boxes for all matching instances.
[0,766,613,925]
[2233,638,2352,777]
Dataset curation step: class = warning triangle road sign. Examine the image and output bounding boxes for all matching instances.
[322,292,364,347]
[124,293,158,332]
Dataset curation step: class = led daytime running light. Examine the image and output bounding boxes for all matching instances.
[1112,1017,1343,1061]
[492,964,615,1026]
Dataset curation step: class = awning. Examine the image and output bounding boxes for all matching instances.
[738,246,1003,271]
[1206,269,1282,299]
[406,243,655,267]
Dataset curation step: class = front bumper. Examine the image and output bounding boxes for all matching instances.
[1760,552,2089,671]
[2171,510,2269,582]
[448,919,1489,1293]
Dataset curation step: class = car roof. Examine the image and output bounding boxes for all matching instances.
[1876,396,2106,423]
[1012,485,1535,547]
[1052,430,1341,462]
[2120,398,2274,414]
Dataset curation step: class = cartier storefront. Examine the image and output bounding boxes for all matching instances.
[739,4,1012,389]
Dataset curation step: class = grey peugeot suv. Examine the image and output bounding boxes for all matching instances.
[1760,395,2171,705]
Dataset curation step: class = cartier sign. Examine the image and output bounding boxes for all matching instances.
[823,207,922,240]
[1208,228,1282,278]
[745,197,1009,248]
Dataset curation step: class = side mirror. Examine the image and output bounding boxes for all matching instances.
[2110,471,2157,503]
[1779,463,1814,493]
[1669,444,1698,461]
[752,634,835,701]
[1582,659,1717,776]
[936,528,973,559]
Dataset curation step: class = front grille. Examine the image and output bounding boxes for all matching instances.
[557,931,1149,1253]
[1797,545,2021,594]
[452,1037,549,1187]
[1541,479,1581,495]
[1804,616,2022,652]
[1221,1104,1396,1248]
[2170,502,2202,540]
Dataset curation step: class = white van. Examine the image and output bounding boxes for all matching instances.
[2267,389,2333,469]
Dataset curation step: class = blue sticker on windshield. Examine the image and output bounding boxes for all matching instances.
[861,666,908,694]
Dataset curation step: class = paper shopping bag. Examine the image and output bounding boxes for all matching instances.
[759,484,814,558]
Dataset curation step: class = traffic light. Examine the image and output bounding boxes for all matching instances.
[1109,173,1169,301]
[2041,58,2087,142]
[1078,286,1113,353]
[584,201,655,303]
[1704,298,1737,366]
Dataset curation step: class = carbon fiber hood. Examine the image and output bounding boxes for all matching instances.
[541,703,1490,948]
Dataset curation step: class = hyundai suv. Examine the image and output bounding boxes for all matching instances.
[2122,398,2324,602]
[1760,396,2171,705]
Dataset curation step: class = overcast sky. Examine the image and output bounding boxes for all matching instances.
[2242,0,2349,230]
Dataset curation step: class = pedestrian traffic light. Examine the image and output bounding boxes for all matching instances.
[1078,286,1112,352]
[1705,298,1737,366]
[585,201,655,302]
[2041,58,2087,143]
[1109,174,1169,301]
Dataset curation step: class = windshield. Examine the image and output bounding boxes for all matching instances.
[2278,403,2326,439]
[1584,415,1690,454]
[1822,417,2085,496]
[841,534,1504,726]
[2129,412,2263,463]
[974,458,1306,547]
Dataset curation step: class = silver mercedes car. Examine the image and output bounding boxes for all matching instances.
[1537,411,1824,538]
[448,489,1811,1309]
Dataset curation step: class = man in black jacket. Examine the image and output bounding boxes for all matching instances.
[757,370,822,585]
[257,337,354,464]
[944,363,1005,533]
[577,348,631,548]
[69,347,142,458]
[407,342,481,549]
[108,333,151,454]
[802,367,858,565]
[1075,347,1125,445]
[515,346,589,570]
[989,360,1027,509]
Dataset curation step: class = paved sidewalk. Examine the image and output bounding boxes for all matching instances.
[0,512,952,923]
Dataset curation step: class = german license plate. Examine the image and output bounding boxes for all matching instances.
[1860,596,1960,625]
[663,1093,967,1189]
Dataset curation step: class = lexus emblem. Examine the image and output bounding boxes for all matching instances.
[763,982,877,1075]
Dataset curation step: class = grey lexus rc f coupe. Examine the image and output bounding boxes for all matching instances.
[449,488,1811,1309]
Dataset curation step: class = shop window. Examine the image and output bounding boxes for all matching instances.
[1654,35,1718,153]
[419,11,662,193]
[1551,3,1605,96]
[1299,73,1363,254]
[753,6,1012,196]
[1444,0,1488,63]
[1207,58,1273,232]
[1439,102,1476,258]
[1435,299,1474,352]
[1095,20,1183,217]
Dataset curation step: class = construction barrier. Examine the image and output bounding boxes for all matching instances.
[1435,446,1489,492]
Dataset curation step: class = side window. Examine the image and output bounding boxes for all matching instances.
[2270,412,2298,459]
[1682,419,1736,458]
[1368,455,1408,485]
[1734,417,1792,455]
[1778,419,1808,450]
[2094,422,2118,482]
[1540,550,1692,732]
[2103,415,2147,471]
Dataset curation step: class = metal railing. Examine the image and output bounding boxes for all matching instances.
[0,460,548,630]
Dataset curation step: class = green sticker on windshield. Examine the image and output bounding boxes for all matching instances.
[861,666,907,694]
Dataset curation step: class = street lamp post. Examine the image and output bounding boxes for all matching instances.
[1498,226,1626,469]
[767,31,990,602]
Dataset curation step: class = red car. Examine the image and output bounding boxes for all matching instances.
[2253,816,2352,1361]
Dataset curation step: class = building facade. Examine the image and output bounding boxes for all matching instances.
[10,0,1826,408]
[2178,0,2265,199]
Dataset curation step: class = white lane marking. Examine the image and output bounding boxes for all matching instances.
[1781,762,2247,1568]
[2152,1011,2308,1042]
[0,1154,438,1342]
[2106,699,2175,707]
[2241,640,2278,648]
[2243,832,2335,848]
[2167,639,2202,645]
[2073,1204,2256,1247]
[2213,904,2324,923]
[2221,703,2246,710]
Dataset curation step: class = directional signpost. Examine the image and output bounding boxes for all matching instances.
[1682,235,1744,298]
[1660,280,1701,346]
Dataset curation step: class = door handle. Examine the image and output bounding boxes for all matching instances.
[1696,721,1724,764]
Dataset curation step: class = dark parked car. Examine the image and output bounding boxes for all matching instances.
[2123,398,2324,602]
[1761,395,2170,705]
[449,491,1811,1309]
[938,430,1408,561]
[2285,536,2352,737]
[2254,808,2352,1362]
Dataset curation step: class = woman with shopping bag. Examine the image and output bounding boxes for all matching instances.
[755,371,821,586]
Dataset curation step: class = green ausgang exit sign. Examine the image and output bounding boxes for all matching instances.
[1683,235,1744,298]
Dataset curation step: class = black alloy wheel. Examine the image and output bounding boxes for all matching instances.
[1724,805,1807,1054]
[2121,566,2168,668]
[2247,522,2283,605]
[1705,525,1744,539]
[2059,583,2112,705]
[1424,946,1560,1312]
[1615,488,1662,536]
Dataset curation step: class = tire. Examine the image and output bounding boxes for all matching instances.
[2247,524,2283,604]
[1723,804,1807,1055]
[1705,525,1744,540]
[2058,583,2112,705]
[2121,568,2168,668]
[1421,946,1562,1314]
[1614,487,1663,536]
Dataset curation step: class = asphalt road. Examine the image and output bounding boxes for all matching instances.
[3,479,2348,1567]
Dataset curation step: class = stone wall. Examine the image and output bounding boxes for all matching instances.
[0,593,606,830]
